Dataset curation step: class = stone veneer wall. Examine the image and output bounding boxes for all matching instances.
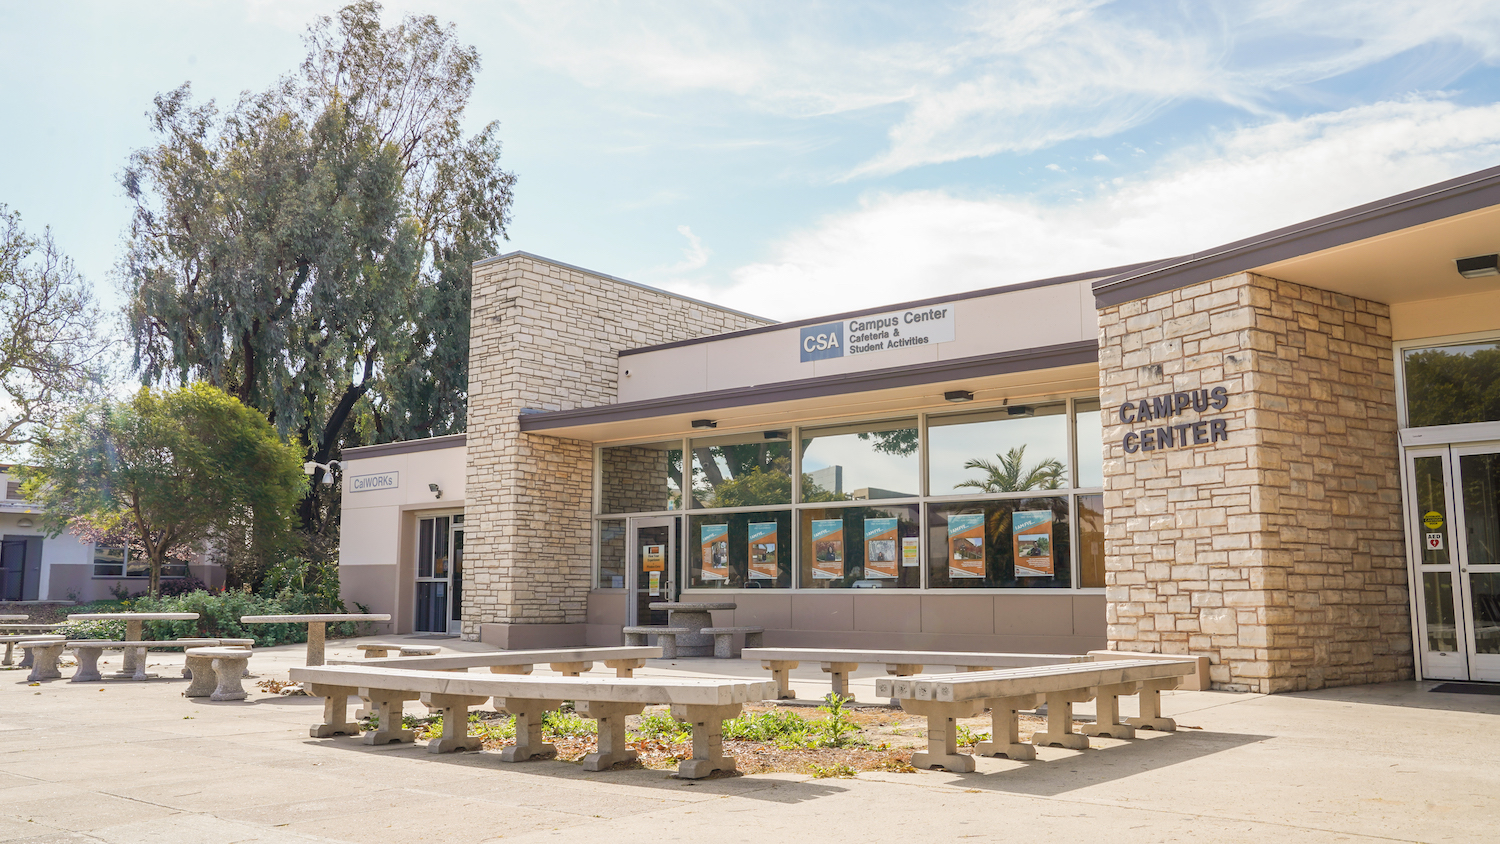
[600,446,677,515]
[463,255,767,644]
[1099,272,1410,692]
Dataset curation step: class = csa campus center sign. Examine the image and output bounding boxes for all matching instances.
[800,303,955,362]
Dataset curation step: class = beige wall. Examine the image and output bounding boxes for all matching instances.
[1100,272,1410,693]
[619,279,1097,403]
[1390,287,1500,342]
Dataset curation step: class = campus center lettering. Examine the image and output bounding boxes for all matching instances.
[1118,387,1230,454]
[799,305,955,362]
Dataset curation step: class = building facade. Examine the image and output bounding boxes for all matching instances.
[339,166,1500,692]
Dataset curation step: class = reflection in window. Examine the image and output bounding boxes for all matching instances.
[597,519,626,589]
[690,433,792,509]
[1422,571,1459,652]
[687,511,793,588]
[1074,399,1103,488]
[928,497,1071,588]
[800,420,919,501]
[1077,494,1105,588]
[1403,342,1500,428]
[601,442,682,514]
[1460,452,1500,567]
[797,504,921,589]
[93,546,125,578]
[928,404,1068,495]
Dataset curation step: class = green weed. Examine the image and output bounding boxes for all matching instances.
[954,724,990,747]
[808,762,859,779]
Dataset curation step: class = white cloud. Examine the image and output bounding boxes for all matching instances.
[667,97,1500,320]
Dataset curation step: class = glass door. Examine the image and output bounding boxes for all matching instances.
[415,513,463,634]
[627,516,679,626]
[1405,444,1500,681]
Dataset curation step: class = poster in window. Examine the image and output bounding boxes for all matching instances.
[648,571,660,596]
[642,544,665,573]
[747,522,778,581]
[864,517,898,579]
[700,524,729,582]
[947,513,986,579]
[811,518,844,580]
[902,536,920,567]
[1012,510,1054,577]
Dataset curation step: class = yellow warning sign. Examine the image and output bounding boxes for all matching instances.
[1422,511,1444,530]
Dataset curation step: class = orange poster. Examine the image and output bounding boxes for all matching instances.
[700,524,729,582]
[1012,510,1054,578]
[864,517,898,579]
[642,544,665,572]
[747,522,778,581]
[947,514,985,579]
[811,518,844,580]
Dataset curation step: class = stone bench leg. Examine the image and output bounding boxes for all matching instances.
[121,620,143,674]
[711,633,735,659]
[131,647,151,682]
[362,688,421,744]
[25,643,64,682]
[422,693,490,753]
[671,703,742,779]
[489,664,535,675]
[1084,682,1139,739]
[975,694,1040,761]
[2,641,14,666]
[70,648,104,683]
[210,655,250,701]
[604,658,646,678]
[623,630,647,647]
[762,660,799,700]
[363,648,392,658]
[821,662,860,700]
[578,700,646,771]
[306,684,361,737]
[549,661,593,677]
[744,630,763,648]
[658,633,679,659]
[903,699,984,772]
[495,697,562,762]
[1032,689,1094,750]
[182,654,216,697]
[1126,678,1179,732]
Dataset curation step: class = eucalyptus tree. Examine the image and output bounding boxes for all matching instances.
[121,1,515,542]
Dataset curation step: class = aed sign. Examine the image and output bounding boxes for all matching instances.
[800,303,955,362]
[349,471,399,493]
[1118,387,1231,454]
[1426,533,1444,551]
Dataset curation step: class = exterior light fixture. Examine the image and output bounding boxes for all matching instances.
[16,518,32,528]
[428,483,443,499]
[1456,254,1500,278]
[944,390,974,403]
[691,419,717,429]
[302,459,340,485]
[763,431,789,441]
[1007,405,1034,417]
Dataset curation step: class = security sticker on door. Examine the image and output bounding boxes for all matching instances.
[1423,511,1444,530]
[1426,532,1444,551]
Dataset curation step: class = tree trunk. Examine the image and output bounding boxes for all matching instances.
[148,550,162,598]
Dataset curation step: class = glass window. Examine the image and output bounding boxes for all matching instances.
[690,432,792,509]
[1403,341,1500,428]
[798,504,920,589]
[597,519,626,589]
[1077,494,1105,588]
[1074,399,1103,488]
[601,442,682,514]
[928,403,1068,495]
[126,552,150,578]
[93,546,125,578]
[928,496,1071,588]
[800,419,918,501]
[687,511,792,589]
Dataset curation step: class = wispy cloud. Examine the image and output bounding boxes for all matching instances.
[667,97,1500,319]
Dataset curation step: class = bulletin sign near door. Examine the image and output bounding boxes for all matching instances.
[643,544,664,596]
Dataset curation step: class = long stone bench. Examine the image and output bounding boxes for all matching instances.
[289,664,775,779]
[332,646,662,678]
[741,647,1089,700]
[1,633,63,668]
[67,639,238,682]
[875,657,1198,772]
[621,627,689,658]
[700,627,764,659]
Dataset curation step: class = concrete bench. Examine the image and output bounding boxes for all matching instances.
[67,639,231,682]
[289,664,775,779]
[18,638,67,681]
[335,646,663,678]
[357,643,407,658]
[400,646,442,657]
[622,627,689,658]
[741,647,1088,700]
[184,647,254,701]
[1,633,63,668]
[875,657,1198,771]
[181,639,254,678]
[700,627,764,659]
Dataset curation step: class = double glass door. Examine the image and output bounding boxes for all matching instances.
[628,517,679,626]
[1407,444,1500,681]
[415,514,464,634]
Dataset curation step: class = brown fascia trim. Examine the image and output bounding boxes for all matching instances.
[518,340,1100,432]
[1092,162,1500,308]
[620,261,1158,358]
[342,433,468,460]
[470,250,773,325]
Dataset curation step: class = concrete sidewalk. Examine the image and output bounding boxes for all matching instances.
[1,635,1495,843]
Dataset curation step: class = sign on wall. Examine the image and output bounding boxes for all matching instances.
[349,471,399,492]
[800,303,955,362]
[1117,386,1232,454]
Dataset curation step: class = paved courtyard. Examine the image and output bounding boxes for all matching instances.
[1,636,1496,843]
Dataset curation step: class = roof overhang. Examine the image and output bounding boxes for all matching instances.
[518,340,1099,443]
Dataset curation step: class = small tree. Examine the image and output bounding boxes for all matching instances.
[954,445,1065,493]
[21,383,307,596]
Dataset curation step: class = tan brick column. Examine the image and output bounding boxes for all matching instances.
[1098,272,1411,692]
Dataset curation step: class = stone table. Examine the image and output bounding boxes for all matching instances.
[239,613,391,666]
[648,602,736,657]
[66,612,199,675]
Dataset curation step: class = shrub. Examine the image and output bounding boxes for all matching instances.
[56,585,364,647]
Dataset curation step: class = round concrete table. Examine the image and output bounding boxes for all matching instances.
[67,612,199,674]
[648,602,736,657]
[239,613,391,665]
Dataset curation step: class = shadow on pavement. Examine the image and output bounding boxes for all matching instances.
[1281,680,1500,715]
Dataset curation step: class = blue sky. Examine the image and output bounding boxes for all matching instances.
[4,1,1500,322]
